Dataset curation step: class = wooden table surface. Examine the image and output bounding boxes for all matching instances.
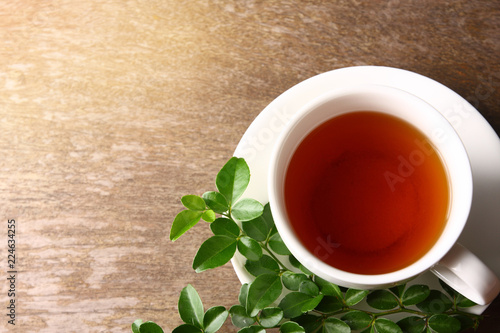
[0,1,499,332]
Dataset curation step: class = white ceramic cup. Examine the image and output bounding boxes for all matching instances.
[268,84,500,305]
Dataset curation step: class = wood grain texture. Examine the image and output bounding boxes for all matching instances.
[0,1,498,332]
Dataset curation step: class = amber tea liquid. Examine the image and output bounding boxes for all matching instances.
[284,111,450,274]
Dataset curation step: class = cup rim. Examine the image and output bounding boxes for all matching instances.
[268,84,473,288]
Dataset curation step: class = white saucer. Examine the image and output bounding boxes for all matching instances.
[232,66,500,313]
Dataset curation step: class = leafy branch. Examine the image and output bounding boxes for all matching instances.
[133,157,483,333]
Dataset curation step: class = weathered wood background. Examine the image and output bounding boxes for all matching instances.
[0,1,498,332]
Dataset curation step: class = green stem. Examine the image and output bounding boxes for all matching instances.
[231,214,288,270]
[261,242,288,271]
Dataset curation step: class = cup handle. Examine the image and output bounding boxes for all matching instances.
[430,243,500,305]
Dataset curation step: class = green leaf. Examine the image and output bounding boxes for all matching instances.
[438,279,457,299]
[132,319,143,333]
[374,318,403,333]
[232,198,264,222]
[314,296,343,313]
[192,235,237,272]
[203,306,229,333]
[278,292,323,319]
[452,314,475,331]
[428,314,461,333]
[389,284,406,298]
[341,310,372,330]
[314,276,343,300]
[216,157,250,205]
[245,255,281,277]
[360,327,375,333]
[261,203,276,233]
[172,324,202,333]
[237,326,266,333]
[281,271,309,291]
[303,295,324,313]
[289,255,313,275]
[239,283,249,307]
[396,316,426,333]
[210,218,240,238]
[280,321,306,333]
[138,322,165,333]
[345,289,369,307]
[201,209,216,222]
[170,210,203,241]
[456,294,476,308]
[294,314,322,333]
[259,307,283,328]
[247,273,283,317]
[242,215,271,242]
[288,255,301,269]
[238,236,263,261]
[178,284,204,329]
[416,290,452,314]
[268,233,292,255]
[229,305,255,328]
[366,290,399,310]
[202,191,229,214]
[322,317,351,333]
[299,280,320,297]
[181,195,206,211]
[401,285,430,306]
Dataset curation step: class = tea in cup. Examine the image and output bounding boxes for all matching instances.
[268,85,500,305]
